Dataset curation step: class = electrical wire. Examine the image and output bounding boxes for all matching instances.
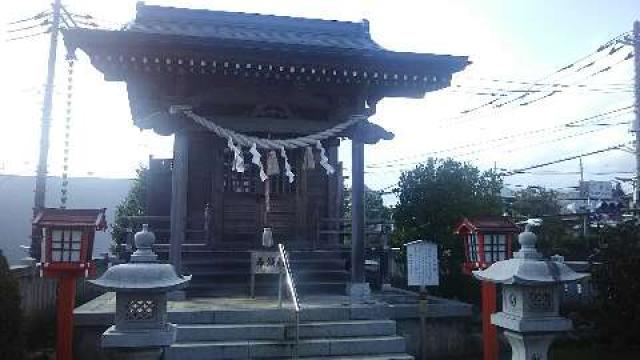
[5,30,49,42]
[504,144,630,176]
[454,31,632,116]
[360,124,629,174]
[7,11,50,25]
[367,106,634,168]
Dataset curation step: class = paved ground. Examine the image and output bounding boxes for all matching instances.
[75,291,410,315]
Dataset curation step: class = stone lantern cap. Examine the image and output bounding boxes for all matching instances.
[89,263,190,293]
[89,224,190,293]
[473,224,588,285]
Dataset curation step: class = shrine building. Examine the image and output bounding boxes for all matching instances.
[63,3,468,297]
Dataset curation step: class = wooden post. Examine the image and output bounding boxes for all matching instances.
[56,274,76,360]
[419,285,428,360]
[170,131,189,274]
[482,281,498,360]
[351,138,365,283]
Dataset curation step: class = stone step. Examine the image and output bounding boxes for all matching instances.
[176,323,285,342]
[176,320,396,342]
[186,281,347,297]
[184,269,348,282]
[165,335,407,359]
[294,320,396,339]
[166,305,388,324]
[299,354,414,360]
[289,250,350,260]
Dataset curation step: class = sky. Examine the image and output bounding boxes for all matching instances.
[1,0,639,204]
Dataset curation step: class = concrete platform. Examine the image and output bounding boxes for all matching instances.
[74,289,476,359]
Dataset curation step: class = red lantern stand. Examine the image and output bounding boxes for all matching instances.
[456,217,518,360]
[34,208,106,360]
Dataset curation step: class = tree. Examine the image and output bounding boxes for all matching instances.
[342,187,393,222]
[0,251,24,360]
[511,186,560,219]
[111,167,147,249]
[590,222,640,350]
[392,158,503,301]
[511,187,589,259]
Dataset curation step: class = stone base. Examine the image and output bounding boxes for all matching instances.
[504,330,557,360]
[348,282,371,302]
[104,347,163,360]
[167,290,186,301]
[102,324,177,348]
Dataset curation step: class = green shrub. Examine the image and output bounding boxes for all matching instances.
[0,251,25,360]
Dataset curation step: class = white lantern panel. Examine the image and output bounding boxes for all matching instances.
[468,233,478,262]
[49,229,84,262]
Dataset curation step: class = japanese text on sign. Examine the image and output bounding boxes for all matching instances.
[406,240,439,286]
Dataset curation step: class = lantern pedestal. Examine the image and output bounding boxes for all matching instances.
[502,331,557,360]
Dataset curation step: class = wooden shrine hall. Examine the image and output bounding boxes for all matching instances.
[64,3,468,297]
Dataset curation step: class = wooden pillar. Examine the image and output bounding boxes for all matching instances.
[351,138,365,283]
[326,140,340,247]
[482,281,498,360]
[56,274,76,360]
[210,137,224,248]
[170,131,189,274]
[296,149,309,243]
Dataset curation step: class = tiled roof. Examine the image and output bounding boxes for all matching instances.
[456,217,520,233]
[33,208,107,229]
[125,4,382,52]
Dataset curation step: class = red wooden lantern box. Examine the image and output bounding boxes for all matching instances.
[34,208,106,277]
[455,216,519,275]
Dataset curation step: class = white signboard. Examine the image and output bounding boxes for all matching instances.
[406,240,439,287]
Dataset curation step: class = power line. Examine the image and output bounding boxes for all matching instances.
[515,52,634,107]
[455,31,632,117]
[6,30,50,42]
[7,11,50,25]
[504,144,630,176]
[461,77,632,89]
[366,106,634,168]
[360,124,629,174]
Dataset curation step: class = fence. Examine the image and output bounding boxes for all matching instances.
[10,258,109,324]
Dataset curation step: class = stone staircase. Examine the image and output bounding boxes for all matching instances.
[164,307,413,359]
[169,249,350,297]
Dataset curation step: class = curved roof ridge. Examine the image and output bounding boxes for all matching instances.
[135,3,371,37]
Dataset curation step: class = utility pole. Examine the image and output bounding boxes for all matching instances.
[579,157,584,184]
[30,0,62,260]
[579,157,588,236]
[633,21,640,209]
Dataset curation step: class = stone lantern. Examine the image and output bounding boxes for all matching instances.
[473,222,588,360]
[89,224,190,359]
